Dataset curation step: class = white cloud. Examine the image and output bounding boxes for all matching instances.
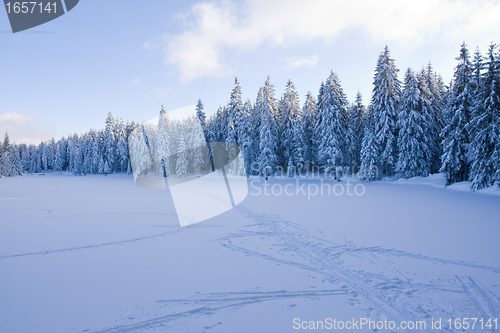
[149,0,500,81]
[152,87,170,98]
[0,113,53,145]
[285,55,319,70]
[129,77,142,86]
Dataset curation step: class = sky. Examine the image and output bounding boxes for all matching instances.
[1,0,500,144]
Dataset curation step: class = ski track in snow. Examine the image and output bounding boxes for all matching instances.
[223,206,500,333]
[2,204,499,332]
[71,205,500,333]
[0,212,181,260]
[0,230,176,260]
[92,290,351,333]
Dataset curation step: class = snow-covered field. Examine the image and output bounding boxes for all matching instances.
[1,173,500,332]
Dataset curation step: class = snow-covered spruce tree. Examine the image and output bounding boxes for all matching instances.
[263,76,279,124]
[156,105,171,175]
[115,120,129,173]
[228,78,244,144]
[311,82,325,168]
[417,69,440,169]
[302,91,317,169]
[258,106,279,178]
[104,112,116,173]
[424,63,445,172]
[175,125,188,177]
[314,71,348,176]
[142,123,158,175]
[18,143,29,172]
[69,135,82,175]
[279,80,301,173]
[237,100,253,177]
[10,144,23,176]
[47,138,56,170]
[188,116,209,174]
[289,116,305,176]
[219,105,230,142]
[129,125,152,176]
[468,43,500,189]
[81,133,92,175]
[463,49,486,167]
[360,108,379,181]
[346,92,366,170]
[470,48,486,122]
[226,118,237,145]
[440,43,474,185]
[0,133,12,176]
[196,99,207,138]
[396,68,433,178]
[124,122,135,174]
[27,144,36,173]
[88,131,99,174]
[208,107,223,143]
[38,141,48,171]
[256,77,279,177]
[251,88,264,174]
[371,46,401,175]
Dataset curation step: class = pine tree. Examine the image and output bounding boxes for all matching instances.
[346,92,366,169]
[263,76,279,123]
[238,100,254,177]
[10,144,23,176]
[18,143,29,172]
[228,78,244,143]
[302,91,317,169]
[175,126,188,177]
[28,144,37,173]
[70,135,82,175]
[81,133,92,175]
[424,63,445,172]
[314,71,348,175]
[39,141,48,171]
[104,112,116,173]
[0,133,12,176]
[57,137,68,171]
[257,77,279,177]
[47,138,56,170]
[468,43,500,189]
[190,116,208,174]
[196,98,207,137]
[251,88,264,174]
[156,105,172,175]
[290,116,305,176]
[396,68,433,177]
[115,120,129,173]
[258,107,278,178]
[440,43,474,185]
[129,125,152,176]
[311,82,325,167]
[279,80,301,172]
[371,46,401,175]
[471,47,486,118]
[360,110,379,181]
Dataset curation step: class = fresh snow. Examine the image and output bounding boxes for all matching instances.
[1,174,500,332]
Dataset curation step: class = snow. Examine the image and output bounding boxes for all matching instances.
[392,173,447,188]
[447,180,475,192]
[1,173,500,333]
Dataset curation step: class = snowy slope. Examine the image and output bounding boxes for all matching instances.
[1,174,499,332]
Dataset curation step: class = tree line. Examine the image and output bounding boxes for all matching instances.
[1,43,499,189]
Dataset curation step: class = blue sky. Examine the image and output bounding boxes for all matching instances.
[1,0,500,144]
